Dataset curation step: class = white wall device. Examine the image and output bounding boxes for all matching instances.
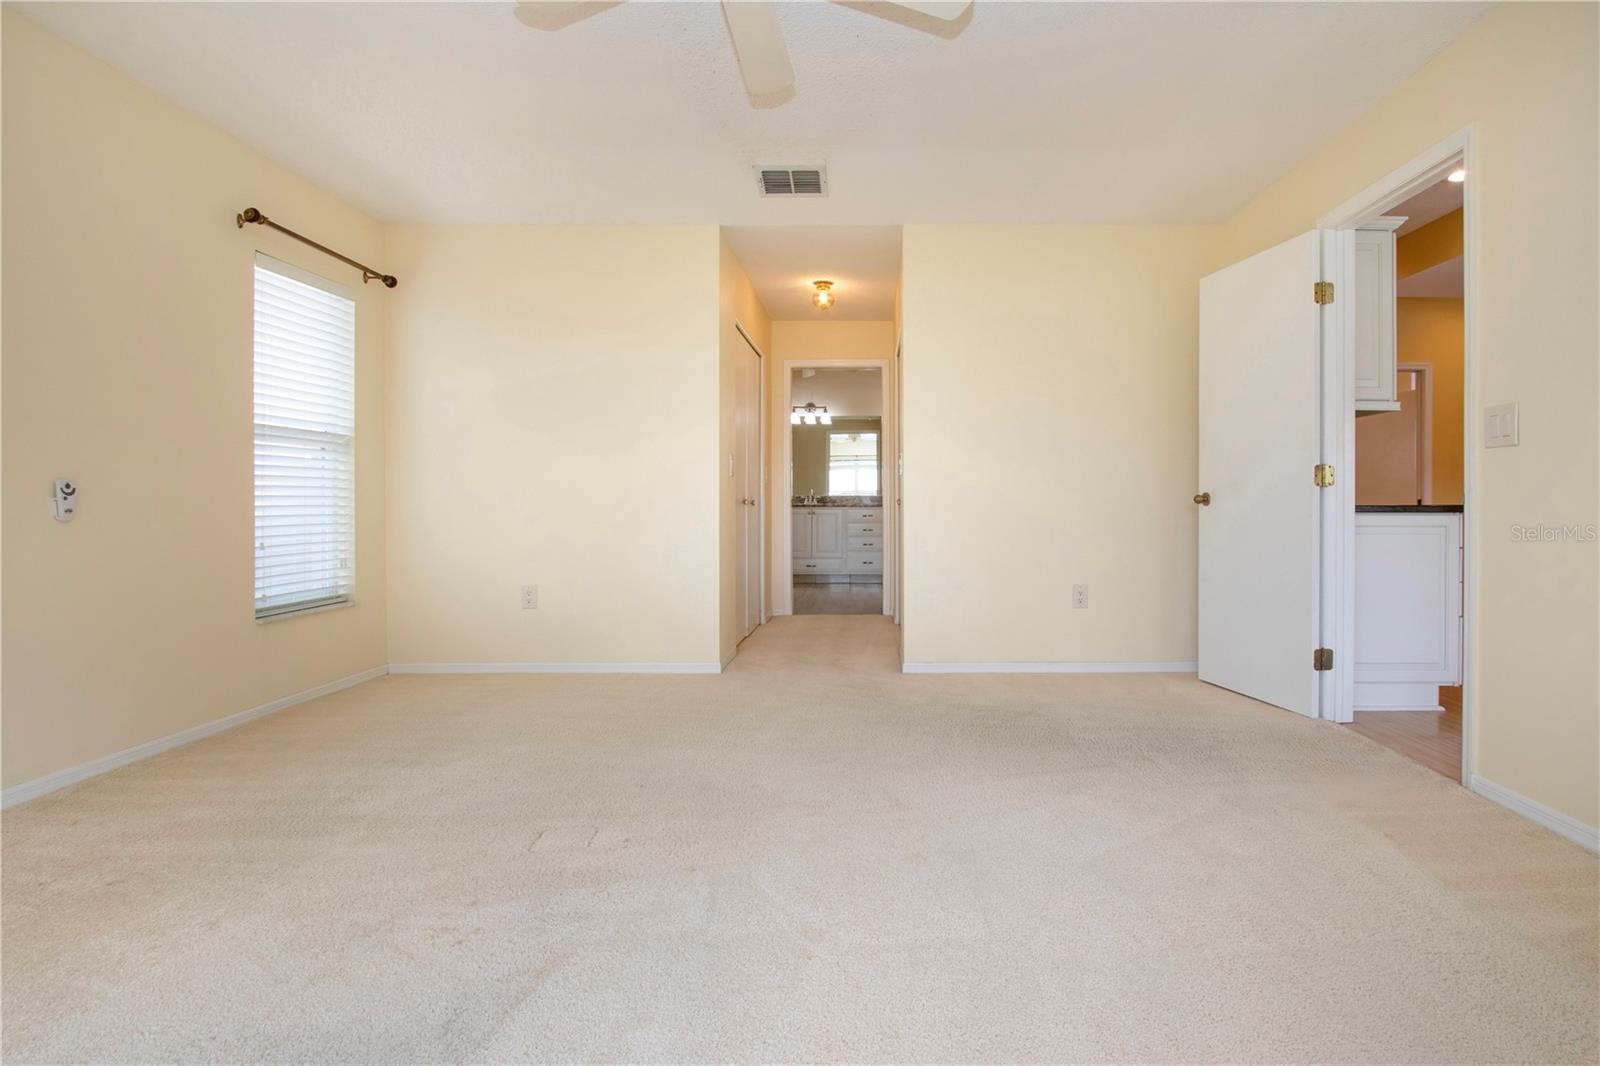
[53,479,78,521]
[1484,402,1519,448]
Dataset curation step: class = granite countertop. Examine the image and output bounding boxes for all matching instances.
[791,496,884,508]
[1356,504,1464,513]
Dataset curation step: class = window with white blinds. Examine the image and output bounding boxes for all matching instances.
[253,254,356,619]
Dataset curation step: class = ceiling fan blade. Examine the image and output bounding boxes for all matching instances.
[720,1,796,97]
[513,0,621,32]
[885,0,972,20]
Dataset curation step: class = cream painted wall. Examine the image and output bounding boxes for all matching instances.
[1,11,389,788]
[767,321,897,614]
[718,237,772,663]
[1219,2,1599,830]
[900,225,1217,666]
[383,224,722,666]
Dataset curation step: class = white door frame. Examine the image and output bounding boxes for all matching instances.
[775,357,896,618]
[735,321,767,630]
[1317,126,1476,787]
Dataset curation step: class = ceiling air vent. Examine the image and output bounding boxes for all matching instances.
[756,165,828,197]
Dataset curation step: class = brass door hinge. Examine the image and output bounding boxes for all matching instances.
[1313,648,1334,671]
[1314,281,1335,305]
[1314,463,1335,487]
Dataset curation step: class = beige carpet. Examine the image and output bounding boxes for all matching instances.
[3,616,1596,1063]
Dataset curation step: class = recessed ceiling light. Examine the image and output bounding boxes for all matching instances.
[1447,168,1466,183]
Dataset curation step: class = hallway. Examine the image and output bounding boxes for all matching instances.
[790,581,885,615]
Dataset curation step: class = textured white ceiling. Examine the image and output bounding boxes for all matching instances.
[21,1,1488,225]
[725,225,900,319]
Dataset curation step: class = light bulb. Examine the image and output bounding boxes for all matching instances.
[1447,168,1466,183]
[791,410,802,425]
[819,413,832,425]
[812,280,835,310]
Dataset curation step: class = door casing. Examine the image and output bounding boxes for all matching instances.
[775,357,896,618]
[1317,127,1477,788]
[735,322,766,636]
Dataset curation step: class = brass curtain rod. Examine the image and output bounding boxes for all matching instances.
[236,207,397,288]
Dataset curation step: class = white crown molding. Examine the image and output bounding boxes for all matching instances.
[1469,775,1599,854]
[388,662,723,675]
[1,665,390,810]
[902,661,1197,675]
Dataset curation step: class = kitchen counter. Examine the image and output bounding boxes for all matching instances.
[1356,504,1463,513]
[791,497,883,508]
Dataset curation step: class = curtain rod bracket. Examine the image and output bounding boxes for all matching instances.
[236,206,397,288]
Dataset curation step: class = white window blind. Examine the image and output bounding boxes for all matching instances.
[253,254,356,619]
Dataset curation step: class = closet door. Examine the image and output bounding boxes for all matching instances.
[737,339,762,635]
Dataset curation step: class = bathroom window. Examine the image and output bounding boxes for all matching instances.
[827,432,879,495]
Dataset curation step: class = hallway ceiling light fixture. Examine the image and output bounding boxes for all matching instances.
[812,280,835,310]
[791,402,832,425]
[1447,168,1467,182]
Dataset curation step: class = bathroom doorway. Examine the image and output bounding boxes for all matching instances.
[785,364,890,615]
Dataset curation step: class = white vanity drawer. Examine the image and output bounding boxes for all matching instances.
[794,558,843,575]
[848,535,882,551]
[847,522,882,536]
[844,508,882,522]
[846,552,882,574]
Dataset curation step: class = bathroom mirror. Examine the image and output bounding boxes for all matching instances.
[791,417,882,500]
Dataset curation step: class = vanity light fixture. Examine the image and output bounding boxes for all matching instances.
[790,402,832,425]
[1447,168,1466,183]
[812,280,835,310]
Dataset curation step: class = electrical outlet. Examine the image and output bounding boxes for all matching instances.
[1072,584,1088,609]
[520,584,538,610]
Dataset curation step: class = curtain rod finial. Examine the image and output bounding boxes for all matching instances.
[236,207,264,228]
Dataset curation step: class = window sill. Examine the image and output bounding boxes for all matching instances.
[255,598,355,625]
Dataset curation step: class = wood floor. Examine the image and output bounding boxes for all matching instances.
[1347,686,1462,780]
[792,580,885,615]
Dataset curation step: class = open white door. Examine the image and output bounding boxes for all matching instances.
[1198,230,1326,717]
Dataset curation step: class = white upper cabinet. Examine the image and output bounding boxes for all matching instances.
[1353,217,1404,410]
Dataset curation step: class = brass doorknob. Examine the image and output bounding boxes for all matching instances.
[1193,492,1211,506]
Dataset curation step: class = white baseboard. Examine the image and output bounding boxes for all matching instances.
[388,662,723,675]
[1354,681,1443,711]
[901,661,1198,675]
[1470,774,1599,853]
[0,665,389,811]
